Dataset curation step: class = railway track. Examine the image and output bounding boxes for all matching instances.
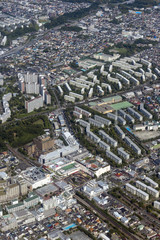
[120,191,160,227]
[75,193,141,240]
[7,144,41,167]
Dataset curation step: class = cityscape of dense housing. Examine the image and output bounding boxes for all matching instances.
[0,0,160,239]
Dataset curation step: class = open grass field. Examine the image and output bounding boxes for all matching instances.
[153,143,160,150]
[33,119,44,126]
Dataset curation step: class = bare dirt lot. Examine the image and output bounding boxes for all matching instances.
[133,130,160,141]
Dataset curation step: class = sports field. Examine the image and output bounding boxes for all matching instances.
[62,163,76,171]
[110,101,133,110]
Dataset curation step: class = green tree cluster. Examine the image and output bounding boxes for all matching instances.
[0,115,50,150]
[45,3,98,29]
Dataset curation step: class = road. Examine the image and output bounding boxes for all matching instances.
[1,110,51,127]
[6,144,41,167]
[75,193,141,240]
[0,21,78,60]
[0,31,50,60]
[118,190,160,229]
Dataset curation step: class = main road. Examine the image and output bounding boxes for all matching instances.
[0,30,50,60]
[0,21,78,60]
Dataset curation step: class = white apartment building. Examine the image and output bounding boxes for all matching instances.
[154,201,160,210]
[126,183,137,195]
[99,130,118,147]
[25,96,43,113]
[136,189,149,201]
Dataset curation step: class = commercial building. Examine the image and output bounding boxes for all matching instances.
[124,136,141,155]
[77,156,110,178]
[25,96,43,113]
[13,209,35,226]
[106,150,122,164]
[58,115,65,126]
[18,178,28,196]
[62,131,77,146]
[94,115,111,126]
[39,145,79,165]
[99,130,118,147]
[57,162,80,177]
[55,180,73,192]
[24,194,40,208]
[36,184,58,198]
[33,134,54,152]
[0,214,18,232]
[93,53,120,62]
[43,198,56,211]
[93,196,108,206]
[6,202,25,214]
[0,178,28,204]
[6,183,20,200]
[82,180,104,199]
[21,167,51,189]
